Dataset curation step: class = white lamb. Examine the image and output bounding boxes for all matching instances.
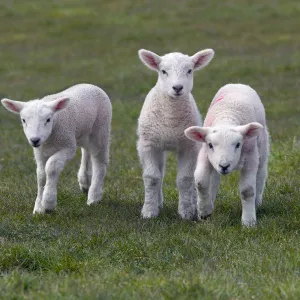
[137,48,214,219]
[184,83,269,226]
[1,83,112,214]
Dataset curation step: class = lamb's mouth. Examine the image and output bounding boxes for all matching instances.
[171,92,183,98]
[219,169,230,175]
[31,143,41,148]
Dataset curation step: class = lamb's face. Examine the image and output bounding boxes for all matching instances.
[205,127,243,175]
[1,97,70,148]
[138,48,214,100]
[157,53,195,99]
[184,122,264,175]
[20,102,56,147]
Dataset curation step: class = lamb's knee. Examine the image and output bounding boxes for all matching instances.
[46,166,58,179]
[195,180,209,194]
[177,176,194,190]
[241,186,254,200]
[143,175,161,188]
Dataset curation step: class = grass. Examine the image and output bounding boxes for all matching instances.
[0,0,300,298]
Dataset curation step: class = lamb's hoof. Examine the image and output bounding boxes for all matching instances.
[80,185,89,194]
[141,206,159,219]
[44,209,55,214]
[87,198,101,206]
[199,213,212,220]
[33,207,45,214]
[242,219,256,227]
[33,206,55,214]
[179,208,197,220]
[255,197,262,208]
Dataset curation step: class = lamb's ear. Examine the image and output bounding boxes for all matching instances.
[138,49,161,71]
[184,126,209,142]
[191,49,214,71]
[237,122,263,140]
[1,99,25,114]
[47,97,70,112]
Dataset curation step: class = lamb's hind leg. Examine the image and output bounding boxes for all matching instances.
[255,131,269,207]
[87,154,107,205]
[87,135,109,206]
[139,145,165,218]
[177,146,199,220]
[78,148,92,193]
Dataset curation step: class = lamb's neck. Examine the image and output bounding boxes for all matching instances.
[153,84,190,110]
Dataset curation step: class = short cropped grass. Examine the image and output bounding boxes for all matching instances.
[0,0,300,299]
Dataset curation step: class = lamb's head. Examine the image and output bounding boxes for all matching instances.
[185,123,263,175]
[138,48,214,99]
[1,97,70,148]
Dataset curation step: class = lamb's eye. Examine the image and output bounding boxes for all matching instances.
[208,143,214,150]
[236,142,241,149]
[46,118,51,123]
[22,119,26,124]
[187,69,192,74]
[162,70,167,75]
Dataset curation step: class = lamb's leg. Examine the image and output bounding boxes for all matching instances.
[78,148,92,193]
[33,150,46,214]
[255,159,268,207]
[42,148,76,213]
[87,153,107,205]
[210,170,221,204]
[86,128,110,205]
[139,146,165,218]
[158,153,166,209]
[177,147,198,220]
[239,149,259,227]
[194,149,214,219]
[255,132,269,207]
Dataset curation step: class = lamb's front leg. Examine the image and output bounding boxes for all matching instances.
[210,170,221,204]
[194,149,214,219]
[33,150,47,214]
[139,146,165,218]
[239,150,259,227]
[42,148,76,212]
[177,147,199,220]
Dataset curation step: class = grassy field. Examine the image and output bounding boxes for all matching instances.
[0,0,300,298]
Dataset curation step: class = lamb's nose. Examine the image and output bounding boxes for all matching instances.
[30,137,40,147]
[172,85,183,93]
[219,164,230,172]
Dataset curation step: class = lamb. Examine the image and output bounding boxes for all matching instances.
[137,48,214,219]
[1,83,112,214]
[184,83,269,226]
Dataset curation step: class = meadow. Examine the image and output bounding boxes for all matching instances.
[0,0,300,298]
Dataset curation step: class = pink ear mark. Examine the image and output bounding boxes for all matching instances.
[143,53,159,69]
[192,131,203,141]
[194,54,210,68]
[246,128,256,137]
[7,102,18,112]
[55,100,65,111]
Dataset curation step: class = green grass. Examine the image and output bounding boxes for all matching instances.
[0,0,300,298]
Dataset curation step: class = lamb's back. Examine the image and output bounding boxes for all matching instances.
[204,84,266,127]
[43,84,111,143]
